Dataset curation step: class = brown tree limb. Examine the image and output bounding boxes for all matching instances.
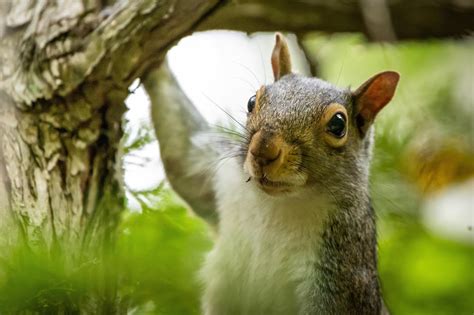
[144,62,218,225]
[0,0,222,106]
[199,0,474,41]
[1,0,472,109]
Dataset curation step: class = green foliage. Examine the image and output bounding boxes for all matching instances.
[118,187,212,315]
[379,221,474,315]
[0,247,85,313]
[123,125,156,155]
[0,189,212,315]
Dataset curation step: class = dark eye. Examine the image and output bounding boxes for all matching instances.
[247,95,256,113]
[326,112,346,138]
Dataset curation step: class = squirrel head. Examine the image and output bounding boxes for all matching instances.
[243,33,399,197]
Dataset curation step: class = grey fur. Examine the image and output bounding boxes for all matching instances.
[148,64,391,314]
[240,73,386,314]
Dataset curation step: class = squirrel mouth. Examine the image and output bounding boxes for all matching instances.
[258,177,288,187]
[253,177,292,194]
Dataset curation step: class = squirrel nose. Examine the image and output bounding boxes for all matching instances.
[249,131,282,167]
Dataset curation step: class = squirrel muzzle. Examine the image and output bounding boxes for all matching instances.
[247,130,288,180]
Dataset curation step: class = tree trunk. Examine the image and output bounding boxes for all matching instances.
[0,0,472,313]
[0,85,126,313]
[0,0,220,312]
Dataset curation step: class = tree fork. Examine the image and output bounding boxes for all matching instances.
[0,0,221,252]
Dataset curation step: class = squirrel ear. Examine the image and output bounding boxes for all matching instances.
[353,71,400,134]
[271,33,292,81]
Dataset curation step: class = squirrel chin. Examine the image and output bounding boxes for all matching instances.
[259,186,292,196]
[251,177,296,196]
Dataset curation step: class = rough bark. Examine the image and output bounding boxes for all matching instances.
[0,0,222,248]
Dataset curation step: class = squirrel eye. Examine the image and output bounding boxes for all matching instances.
[247,95,256,113]
[327,112,346,138]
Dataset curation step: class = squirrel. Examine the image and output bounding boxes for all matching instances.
[147,33,399,315]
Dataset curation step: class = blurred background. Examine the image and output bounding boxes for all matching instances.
[120,31,473,314]
[0,30,472,314]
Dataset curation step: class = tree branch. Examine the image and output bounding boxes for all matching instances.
[1,0,222,106]
[199,0,474,41]
[143,62,218,225]
[297,34,319,77]
[2,0,472,108]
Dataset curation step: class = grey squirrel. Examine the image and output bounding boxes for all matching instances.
[147,33,399,315]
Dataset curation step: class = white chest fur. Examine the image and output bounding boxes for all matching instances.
[200,159,330,315]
